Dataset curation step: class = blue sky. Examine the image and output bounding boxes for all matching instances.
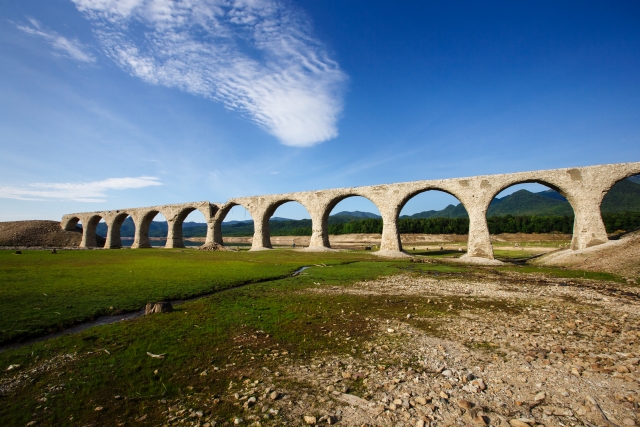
[1,0,639,223]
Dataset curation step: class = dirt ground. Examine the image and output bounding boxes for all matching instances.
[536,230,640,278]
[153,271,639,427]
[0,220,84,247]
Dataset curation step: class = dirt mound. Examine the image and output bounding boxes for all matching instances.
[0,220,85,248]
[197,242,236,251]
[535,229,640,278]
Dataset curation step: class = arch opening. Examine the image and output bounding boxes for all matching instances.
[486,181,575,261]
[216,204,255,250]
[63,216,83,247]
[599,173,640,239]
[177,209,208,248]
[145,212,168,247]
[324,195,382,250]
[397,189,469,256]
[264,200,312,249]
[106,213,137,248]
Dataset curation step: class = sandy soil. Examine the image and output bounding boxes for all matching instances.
[536,230,640,279]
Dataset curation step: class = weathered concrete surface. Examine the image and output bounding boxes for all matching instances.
[61,201,217,249]
[61,162,640,259]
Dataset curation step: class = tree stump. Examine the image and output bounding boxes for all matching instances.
[145,301,173,315]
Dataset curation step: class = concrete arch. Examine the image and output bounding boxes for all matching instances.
[597,168,640,203]
[320,193,384,250]
[487,178,569,206]
[159,202,218,248]
[61,216,81,232]
[259,198,314,249]
[483,180,577,258]
[211,202,255,247]
[395,187,469,252]
[396,186,468,216]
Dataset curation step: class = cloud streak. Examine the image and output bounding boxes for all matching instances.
[0,176,162,202]
[16,18,96,63]
[71,0,347,147]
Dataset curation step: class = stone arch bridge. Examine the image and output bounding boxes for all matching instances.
[61,162,640,260]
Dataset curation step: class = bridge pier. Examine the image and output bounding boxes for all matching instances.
[377,209,408,257]
[104,213,129,249]
[250,216,272,251]
[306,209,333,251]
[131,211,154,248]
[164,218,185,248]
[464,208,494,259]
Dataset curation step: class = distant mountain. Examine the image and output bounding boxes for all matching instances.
[537,189,568,202]
[222,219,253,225]
[402,203,467,219]
[628,174,640,185]
[330,211,381,219]
[487,189,573,216]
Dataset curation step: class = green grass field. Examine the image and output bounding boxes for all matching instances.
[0,249,386,345]
[0,248,626,426]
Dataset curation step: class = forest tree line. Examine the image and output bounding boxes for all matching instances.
[219,212,640,237]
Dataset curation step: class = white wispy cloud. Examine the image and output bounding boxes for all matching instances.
[71,0,347,147]
[0,176,162,202]
[16,18,96,63]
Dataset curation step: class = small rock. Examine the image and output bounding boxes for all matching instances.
[457,399,473,410]
[473,414,488,426]
[415,397,427,405]
[6,364,20,371]
[95,406,104,411]
[439,391,449,399]
[269,391,279,400]
[616,365,630,373]
[416,420,425,427]
[471,379,486,390]
[509,420,531,427]
[534,392,546,401]
[234,418,243,425]
[136,414,147,422]
[622,418,636,426]
[304,415,317,425]
[387,328,395,333]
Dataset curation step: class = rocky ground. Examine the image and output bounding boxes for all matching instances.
[151,271,640,427]
[0,220,85,248]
